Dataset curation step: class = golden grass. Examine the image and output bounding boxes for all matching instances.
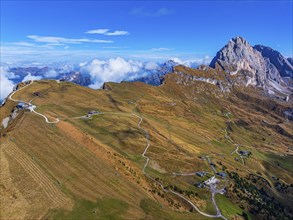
[1,73,292,219]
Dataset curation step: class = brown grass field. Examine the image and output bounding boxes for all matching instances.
[0,69,292,219]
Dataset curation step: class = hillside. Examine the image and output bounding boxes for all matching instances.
[1,67,293,219]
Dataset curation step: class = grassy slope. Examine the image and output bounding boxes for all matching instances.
[1,72,292,219]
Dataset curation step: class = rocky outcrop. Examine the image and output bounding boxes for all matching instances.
[173,68,230,92]
[101,82,112,90]
[210,37,279,85]
[254,45,293,78]
[209,36,292,99]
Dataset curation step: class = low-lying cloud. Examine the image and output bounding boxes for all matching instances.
[80,57,148,89]
[22,73,43,81]
[1,56,209,100]
[0,67,15,100]
[171,56,211,67]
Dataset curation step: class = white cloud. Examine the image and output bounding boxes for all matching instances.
[170,56,212,67]
[0,67,15,100]
[102,46,128,49]
[86,29,129,36]
[145,62,159,70]
[80,57,144,89]
[105,31,129,36]
[44,69,58,78]
[27,35,113,44]
[11,42,38,47]
[151,47,172,52]
[22,73,42,81]
[131,8,173,17]
[85,29,109,34]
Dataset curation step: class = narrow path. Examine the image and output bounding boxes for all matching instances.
[205,156,217,174]
[7,83,227,219]
[225,112,245,166]
[230,145,239,155]
[132,113,150,174]
[8,82,32,102]
[230,144,245,166]
[132,111,227,219]
[30,109,60,123]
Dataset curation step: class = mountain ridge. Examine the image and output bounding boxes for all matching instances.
[1,65,293,219]
[209,36,292,100]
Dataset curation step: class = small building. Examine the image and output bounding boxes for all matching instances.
[272,176,279,181]
[194,182,205,188]
[196,171,206,177]
[88,111,100,115]
[16,102,27,109]
[16,102,33,110]
[204,176,219,185]
[239,150,250,156]
[216,172,227,178]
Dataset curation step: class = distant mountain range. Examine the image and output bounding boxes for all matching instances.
[5,60,189,88]
[210,37,293,97]
[135,36,293,101]
[6,67,91,86]
[2,37,293,220]
[129,60,179,85]
[4,36,293,101]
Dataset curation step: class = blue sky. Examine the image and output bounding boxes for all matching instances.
[1,0,292,63]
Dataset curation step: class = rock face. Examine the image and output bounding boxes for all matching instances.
[210,37,278,86]
[288,58,293,66]
[209,36,292,98]
[254,45,293,78]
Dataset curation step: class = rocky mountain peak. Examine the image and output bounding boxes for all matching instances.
[209,36,292,100]
[254,45,293,78]
[230,36,250,46]
[209,36,268,84]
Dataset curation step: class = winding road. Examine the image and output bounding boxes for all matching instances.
[6,82,227,219]
[230,144,245,166]
[8,81,59,124]
[132,110,227,219]
[225,112,245,166]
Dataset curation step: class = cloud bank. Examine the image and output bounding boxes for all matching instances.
[0,67,15,100]
[0,56,209,100]
[80,57,147,89]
